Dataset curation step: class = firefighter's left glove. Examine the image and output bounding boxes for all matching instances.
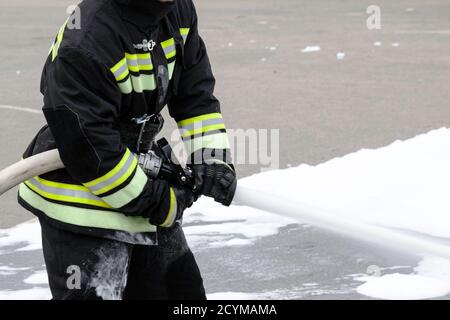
[193,161,237,207]
[173,185,196,217]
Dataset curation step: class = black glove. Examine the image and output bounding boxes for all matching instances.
[151,181,195,228]
[193,161,237,206]
[173,185,196,218]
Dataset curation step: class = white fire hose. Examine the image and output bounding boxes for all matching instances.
[2,150,450,260]
[234,186,450,260]
[0,150,64,195]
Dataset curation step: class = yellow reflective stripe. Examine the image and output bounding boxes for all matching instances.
[36,176,89,191]
[180,28,190,43]
[84,149,131,188]
[129,64,153,72]
[51,18,69,61]
[51,46,56,60]
[180,28,190,36]
[183,132,231,155]
[180,117,225,134]
[111,57,129,81]
[24,180,111,209]
[178,113,226,138]
[57,20,66,44]
[111,54,154,80]
[161,38,175,49]
[125,52,151,60]
[20,183,156,233]
[181,123,226,138]
[84,149,136,195]
[125,52,153,72]
[177,113,223,128]
[93,157,138,196]
[165,49,176,60]
[117,69,130,82]
[161,38,176,59]
[111,57,127,73]
[160,188,177,228]
[101,166,148,209]
[128,65,139,73]
[48,42,55,56]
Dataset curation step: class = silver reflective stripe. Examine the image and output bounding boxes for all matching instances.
[88,152,136,194]
[27,178,100,201]
[101,166,148,209]
[163,45,176,56]
[138,57,152,65]
[113,63,128,79]
[178,117,225,133]
[126,54,153,68]
[127,59,138,68]
[183,132,231,154]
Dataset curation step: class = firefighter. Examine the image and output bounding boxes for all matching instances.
[17,0,236,300]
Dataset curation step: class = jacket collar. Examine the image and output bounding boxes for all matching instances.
[114,0,175,30]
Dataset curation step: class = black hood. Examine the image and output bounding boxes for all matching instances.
[114,0,176,29]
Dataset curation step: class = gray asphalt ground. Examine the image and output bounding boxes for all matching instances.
[1,0,450,299]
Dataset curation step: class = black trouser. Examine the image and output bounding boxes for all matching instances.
[39,218,206,300]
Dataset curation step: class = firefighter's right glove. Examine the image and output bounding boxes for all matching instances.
[152,182,195,228]
[193,161,237,207]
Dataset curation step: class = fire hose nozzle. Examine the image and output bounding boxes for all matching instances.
[137,151,163,179]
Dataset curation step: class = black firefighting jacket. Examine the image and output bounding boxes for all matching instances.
[18,0,231,244]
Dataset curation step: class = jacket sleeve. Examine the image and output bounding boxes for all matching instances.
[42,47,177,227]
[168,1,232,165]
